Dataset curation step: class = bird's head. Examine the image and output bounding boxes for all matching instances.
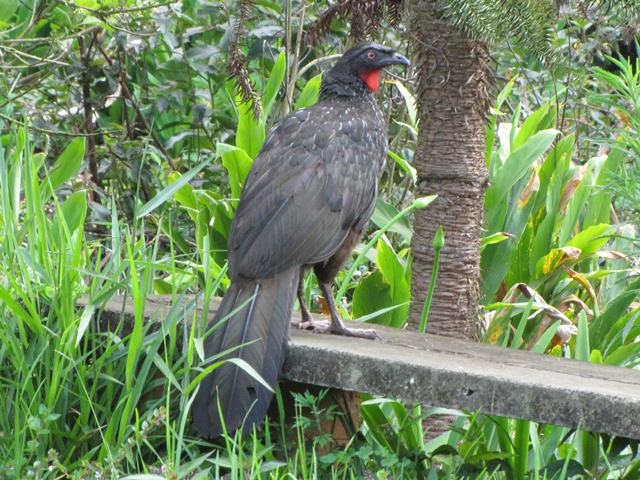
[324,42,410,96]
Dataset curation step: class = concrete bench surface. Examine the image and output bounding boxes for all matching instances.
[79,294,640,439]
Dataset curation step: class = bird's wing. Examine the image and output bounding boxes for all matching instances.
[228,106,382,280]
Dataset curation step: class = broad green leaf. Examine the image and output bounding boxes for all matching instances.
[263,51,286,119]
[52,191,87,244]
[558,166,594,245]
[604,342,640,366]
[75,0,99,7]
[168,171,197,211]
[528,136,574,274]
[236,97,265,159]
[137,159,211,218]
[485,129,558,232]
[371,198,413,244]
[575,312,590,362]
[0,0,18,21]
[480,232,513,250]
[295,74,322,110]
[531,320,561,353]
[352,271,394,326]
[534,246,581,278]
[389,79,417,129]
[590,277,640,350]
[512,99,554,149]
[565,224,613,258]
[45,137,85,194]
[376,237,410,328]
[388,150,417,183]
[360,396,399,451]
[218,142,253,200]
[76,303,96,347]
[486,77,517,165]
[481,169,540,301]
[583,149,623,228]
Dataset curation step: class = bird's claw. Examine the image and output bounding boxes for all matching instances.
[329,324,381,340]
[296,316,380,340]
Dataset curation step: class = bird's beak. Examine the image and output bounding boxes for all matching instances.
[386,52,410,67]
[392,52,410,66]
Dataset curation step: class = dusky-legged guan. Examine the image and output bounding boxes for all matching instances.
[192,42,409,438]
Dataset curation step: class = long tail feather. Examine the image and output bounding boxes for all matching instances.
[192,268,298,438]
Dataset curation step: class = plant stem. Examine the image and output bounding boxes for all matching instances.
[418,225,444,333]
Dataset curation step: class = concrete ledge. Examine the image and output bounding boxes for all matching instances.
[79,294,640,439]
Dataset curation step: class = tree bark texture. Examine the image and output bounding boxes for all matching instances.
[407,1,491,338]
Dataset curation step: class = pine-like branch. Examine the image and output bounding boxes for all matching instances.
[306,0,403,43]
[227,0,262,119]
[435,0,558,62]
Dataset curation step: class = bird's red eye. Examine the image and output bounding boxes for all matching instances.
[367,50,376,60]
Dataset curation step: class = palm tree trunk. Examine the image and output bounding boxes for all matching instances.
[408,1,491,339]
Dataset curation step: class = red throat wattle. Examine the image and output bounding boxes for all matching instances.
[359,69,381,93]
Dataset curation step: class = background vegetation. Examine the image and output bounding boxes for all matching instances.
[1,0,639,478]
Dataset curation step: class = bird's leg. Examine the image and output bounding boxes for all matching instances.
[293,268,332,330]
[318,282,380,340]
[293,268,314,328]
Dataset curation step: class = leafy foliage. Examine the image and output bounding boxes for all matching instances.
[1,0,640,478]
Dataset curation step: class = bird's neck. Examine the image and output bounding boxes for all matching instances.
[319,70,372,100]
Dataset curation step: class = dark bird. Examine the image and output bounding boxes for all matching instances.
[192,42,410,438]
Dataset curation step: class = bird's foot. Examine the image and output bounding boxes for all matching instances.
[296,316,330,331]
[293,304,316,329]
[297,315,380,340]
[328,322,381,340]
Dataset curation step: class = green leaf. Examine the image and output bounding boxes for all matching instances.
[531,320,560,353]
[371,198,413,243]
[389,79,417,130]
[52,190,87,237]
[263,51,286,119]
[136,159,211,218]
[528,136,574,274]
[218,143,253,201]
[0,0,18,22]
[481,169,540,301]
[485,129,558,232]
[352,271,394,326]
[557,166,594,246]
[565,224,613,258]
[590,277,640,349]
[0,283,43,335]
[294,74,322,110]
[76,304,96,347]
[187,358,272,396]
[480,232,513,250]
[45,137,85,195]
[604,342,640,366]
[575,312,590,362]
[168,171,197,211]
[236,97,265,159]
[534,246,581,279]
[388,150,417,183]
[512,99,553,149]
[336,196,433,302]
[583,149,623,228]
[375,237,410,328]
